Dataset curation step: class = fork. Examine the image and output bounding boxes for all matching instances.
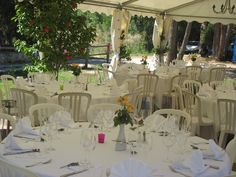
[26,159,52,167]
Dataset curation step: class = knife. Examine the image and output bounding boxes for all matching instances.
[13,134,38,140]
[60,168,88,177]
[3,149,40,156]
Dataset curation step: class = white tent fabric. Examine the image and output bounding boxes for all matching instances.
[79,0,236,24]
[152,16,173,48]
[109,9,131,72]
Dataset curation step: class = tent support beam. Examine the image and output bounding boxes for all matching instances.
[165,0,207,13]
[121,0,139,7]
[83,0,160,15]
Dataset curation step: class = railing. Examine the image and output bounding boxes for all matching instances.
[89,43,111,63]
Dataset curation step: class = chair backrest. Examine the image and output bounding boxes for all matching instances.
[169,74,188,94]
[173,85,184,110]
[0,158,39,177]
[29,103,64,126]
[58,92,91,122]
[0,113,16,141]
[183,79,201,95]
[1,75,16,99]
[87,103,121,124]
[226,137,236,166]
[137,74,158,97]
[182,90,203,125]
[123,79,137,93]
[209,67,226,83]
[10,88,38,118]
[154,109,191,131]
[217,99,236,134]
[124,86,143,116]
[209,81,224,90]
[186,66,202,81]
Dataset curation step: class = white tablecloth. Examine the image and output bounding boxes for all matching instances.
[0,123,233,177]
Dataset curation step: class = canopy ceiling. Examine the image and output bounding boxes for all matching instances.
[79,0,236,24]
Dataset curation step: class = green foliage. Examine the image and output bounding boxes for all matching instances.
[152,46,169,55]
[119,45,131,60]
[13,0,96,78]
[113,96,134,127]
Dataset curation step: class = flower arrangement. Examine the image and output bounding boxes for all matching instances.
[113,96,134,127]
[70,63,82,76]
[141,56,148,65]
[190,54,197,62]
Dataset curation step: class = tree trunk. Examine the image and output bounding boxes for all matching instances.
[217,24,227,61]
[212,23,220,58]
[224,24,233,60]
[167,20,177,65]
[177,22,192,60]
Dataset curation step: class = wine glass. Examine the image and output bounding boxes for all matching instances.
[40,120,55,152]
[162,133,175,162]
[80,128,96,167]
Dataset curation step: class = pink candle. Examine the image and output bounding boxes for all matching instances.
[98,133,105,143]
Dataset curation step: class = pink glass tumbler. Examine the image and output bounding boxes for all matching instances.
[98,133,105,143]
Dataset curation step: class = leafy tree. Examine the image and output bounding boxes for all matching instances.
[13,0,96,79]
[0,0,17,46]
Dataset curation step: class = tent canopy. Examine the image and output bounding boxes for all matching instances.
[79,0,236,24]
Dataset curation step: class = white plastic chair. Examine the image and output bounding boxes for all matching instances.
[124,86,143,117]
[29,103,64,126]
[208,67,226,83]
[182,89,215,139]
[58,92,91,122]
[1,75,16,99]
[154,109,191,131]
[137,74,158,116]
[209,81,224,90]
[0,113,16,141]
[162,74,188,108]
[10,88,38,118]
[217,99,236,148]
[183,79,201,95]
[186,66,202,81]
[0,158,38,177]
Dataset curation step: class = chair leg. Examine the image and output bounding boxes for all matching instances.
[218,132,227,148]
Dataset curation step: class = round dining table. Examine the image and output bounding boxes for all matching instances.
[0,122,233,177]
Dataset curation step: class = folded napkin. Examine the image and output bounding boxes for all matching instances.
[110,159,152,177]
[203,139,225,161]
[49,111,74,128]
[171,150,208,177]
[4,134,23,151]
[13,117,39,137]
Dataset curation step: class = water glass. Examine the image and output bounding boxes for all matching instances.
[80,128,96,166]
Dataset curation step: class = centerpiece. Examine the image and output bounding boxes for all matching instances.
[114,96,133,151]
[70,63,82,83]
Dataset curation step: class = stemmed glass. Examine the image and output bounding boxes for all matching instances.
[162,133,175,162]
[40,118,55,152]
[80,128,96,167]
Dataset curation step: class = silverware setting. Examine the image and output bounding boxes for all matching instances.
[26,159,52,168]
[169,165,190,177]
[3,149,40,156]
[60,168,89,177]
[60,162,80,169]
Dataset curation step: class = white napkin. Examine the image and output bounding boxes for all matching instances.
[4,134,23,151]
[110,159,152,177]
[203,139,225,161]
[171,150,208,177]
[13,117,39,137]
[49,111,74,128]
